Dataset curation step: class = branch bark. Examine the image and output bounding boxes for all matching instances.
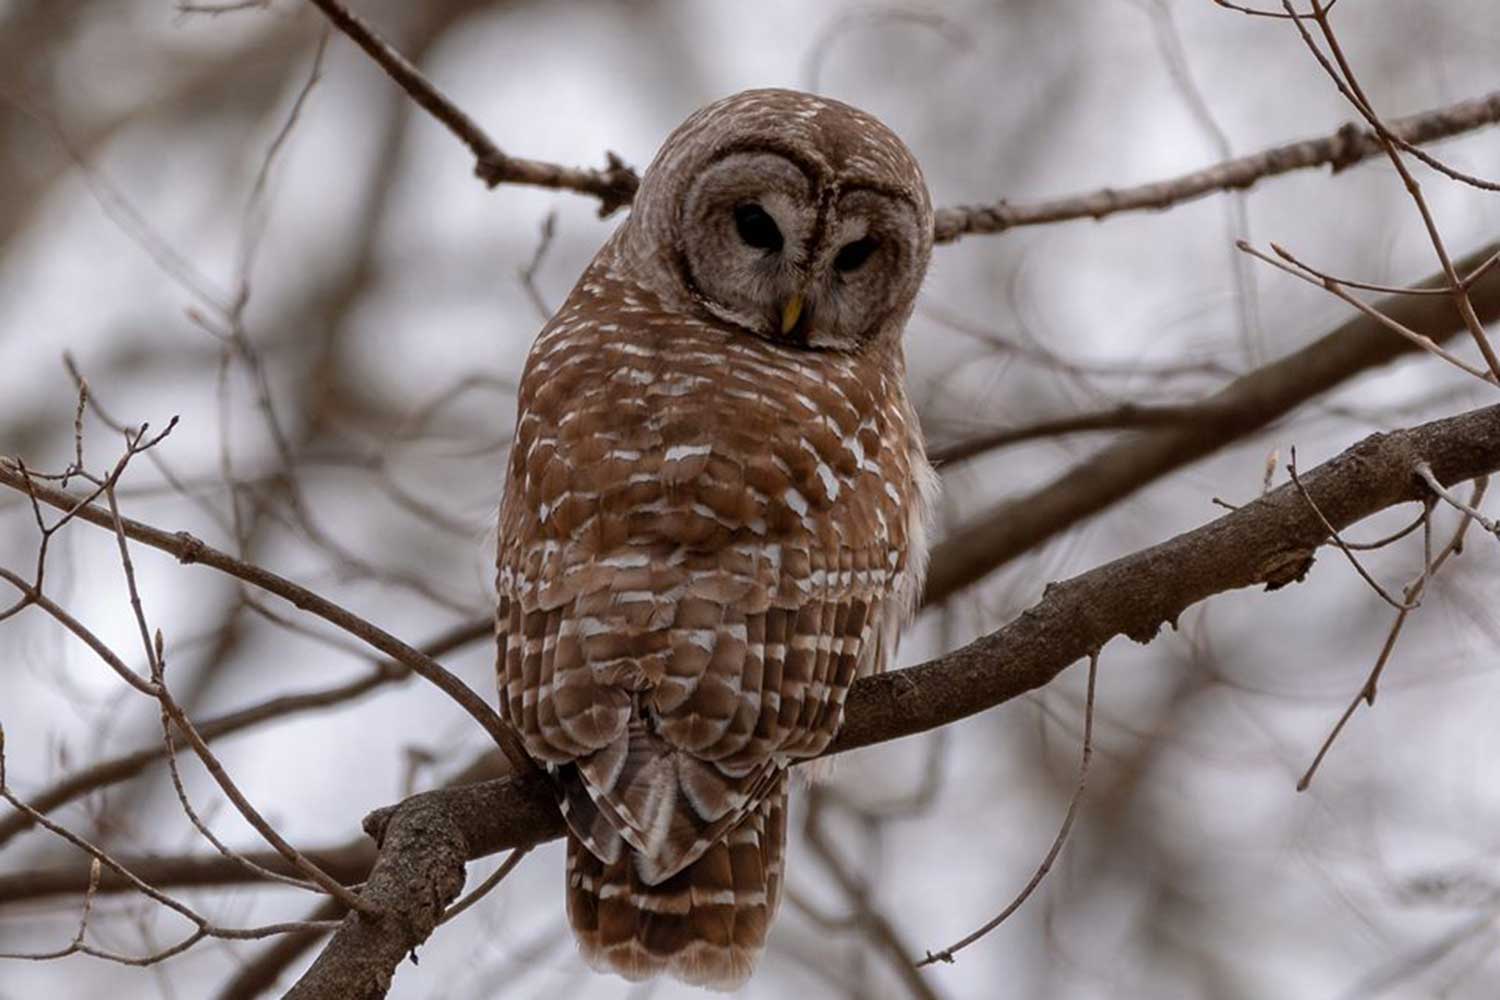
[282,786,473,1000]
[283,402,1500,999]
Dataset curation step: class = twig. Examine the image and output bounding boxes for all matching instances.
[917,650,1098,966]
[0,616,486,848]
[1136,0,1264,363]
[0,731,341,965]
[0,840,376,903]
[439,848,529,925]
[1212,0,1341,18]
[1272,1,1496,195]
[931,89,1500,242]
[295,0,1500,243]
[518,211,558,321]
[1238,241,1495,384]
[175,0,272,17]
[924,240,1500,602]
[233,30,328,316]
[0,455,536,778]
[1279,0,1500,382]
[0,566,158,694]
[1297,478,1489,790]
[804,790,945,1000]
[304,0,638,215]
[1340,507,1429,551]
[39,467,382,915]
[156,676,326,896]
[1415,462,1499,536]
[1286,447,1420,612]
[0,858,101,960]
[212,897,344,1000]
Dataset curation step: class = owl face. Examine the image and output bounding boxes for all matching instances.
[623,89,934,353]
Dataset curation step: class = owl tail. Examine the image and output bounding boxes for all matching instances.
[565,773,788,992]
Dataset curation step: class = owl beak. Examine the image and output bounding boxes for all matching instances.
[780,294,805,336]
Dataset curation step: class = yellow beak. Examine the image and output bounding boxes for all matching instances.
[780,294,804,336]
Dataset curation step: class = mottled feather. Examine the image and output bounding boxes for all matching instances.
[496,87,935,990]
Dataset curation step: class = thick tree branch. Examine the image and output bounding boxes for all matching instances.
[281,403,1500,999]
[923,239,1500,605]
[300,1,1500,243]
[281,777,512,1000]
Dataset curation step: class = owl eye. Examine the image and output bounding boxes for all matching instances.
[833,237,879,273]
[733,203,783,252]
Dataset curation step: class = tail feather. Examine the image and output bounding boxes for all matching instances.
[566,771,788,991]
[560,719,780,882]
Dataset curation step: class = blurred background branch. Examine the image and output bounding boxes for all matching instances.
[2,1,1499,998]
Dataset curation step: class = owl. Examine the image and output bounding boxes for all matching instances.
[495,88,937,990]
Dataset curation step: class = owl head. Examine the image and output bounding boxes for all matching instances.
[620,88,933,353]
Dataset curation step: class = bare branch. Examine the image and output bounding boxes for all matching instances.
[0,456,535,779]
[1297,478,1489,791]
[924,239,1500,604]
[931,401,1229,466]
[0,841,375,903]
[295,2,1500,244]
[283,403,1500,998]
[304,0,639,215]
[918,650,1097,966]
[438,847,528,926]
[1238,241,1495,383]
[1286,447,1420,612]
[932,89,1500,242]
[1416,462,1499,536]
[804,790,946,1000]
[213,898,344,1000]
[0,733,342,966]
[0,617,489,848]
[1276,0,1500,382]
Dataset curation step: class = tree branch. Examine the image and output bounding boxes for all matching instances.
[0,842,374,902]
[931,90,1500,241]
[299,1,1500,243]
[0,617,490,849]
[283,402,1500,998]
[303,0,639,215]
[282,776,520,1000]
[215,898,344,1000]
[0,459,534,779]
[923,239,1500,605]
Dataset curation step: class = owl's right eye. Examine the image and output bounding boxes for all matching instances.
[733,203,783,253]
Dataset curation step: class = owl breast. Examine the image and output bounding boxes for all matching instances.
[496,261,929,777]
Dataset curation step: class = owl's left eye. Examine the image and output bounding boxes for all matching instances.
[733,203,783,253]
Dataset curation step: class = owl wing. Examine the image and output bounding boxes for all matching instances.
[496,288,930,883]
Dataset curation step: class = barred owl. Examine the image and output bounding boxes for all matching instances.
[495,88,937,990]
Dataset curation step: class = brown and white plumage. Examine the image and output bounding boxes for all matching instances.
[495,88,936,990]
